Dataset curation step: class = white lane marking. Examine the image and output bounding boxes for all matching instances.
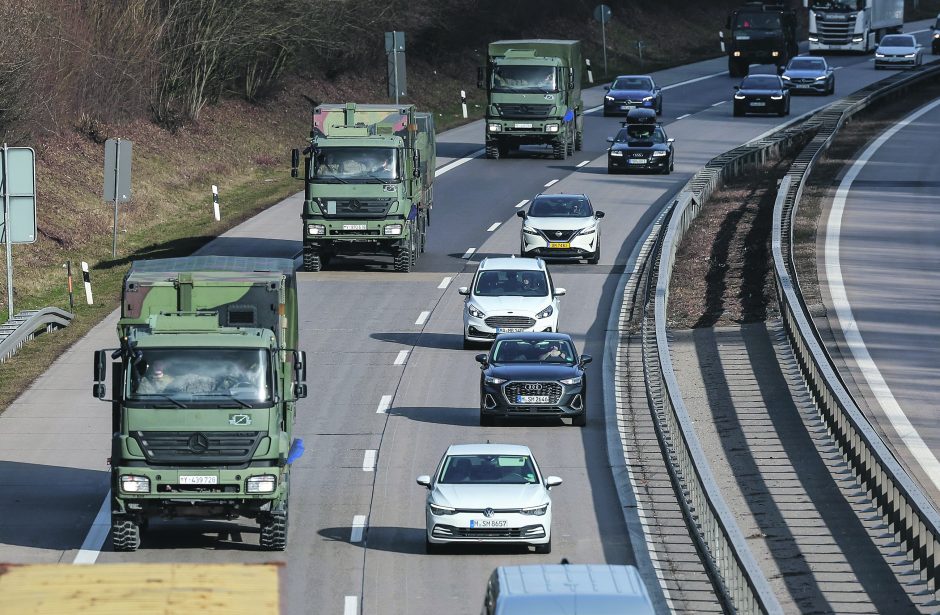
[515,200,529,208]
[350,515,367,542]
[544,179,559,187]
[73,494,111,564]
[436,149,485,176]
[711,101,727,107]
[661,70,728,90]
[344,596,358,615]
[676,113,691,120]
[487,222,501,232]
[826,96,940,494]
[394,350,409,365]
[576,160,590,168]
[833,66,844,71]
[415,311,431,325]
[438,276,452,289]
[462,248,477,259]
[363,450,377,472]
[376,394,393,414]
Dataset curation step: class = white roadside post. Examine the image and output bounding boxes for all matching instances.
[720,31,726,54]
[586,59,594,84]
[81,261,93,305]
[460,90,468,119]
[212,184,220,221]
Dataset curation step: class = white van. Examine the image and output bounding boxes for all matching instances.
[481,562,656,615]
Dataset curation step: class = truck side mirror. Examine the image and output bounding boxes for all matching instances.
[290,148,300,178]
[477,66,485,89]
[93,350,107,399]
[568,67,574,89]
[293,350,307,399]
[293,383,308,399]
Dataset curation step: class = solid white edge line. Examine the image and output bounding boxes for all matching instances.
[438,276,452,289]
[515,200,529,208]
[825,97,940,494]
[676,113,691,120]
[362,450,377,472]
[661,70,728,90]
[544,179,559,187]
[344,596,358,615]
[576,160,590,168]
[711,101,726,107]
[376,394,393,414]
[73,493,111,564]
[415,310,431,325]
[394,350,409,365]
[462,248,477,259]
[350,515,367,542]
[436,149,485,176]
[487,222,500,232]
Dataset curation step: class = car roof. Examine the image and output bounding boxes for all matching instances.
[445,443,533,456]
[495,564,654,608]
[494,332,573,343]
[533,192,588,201]
[478,256,545,271]
[613,74,653,82]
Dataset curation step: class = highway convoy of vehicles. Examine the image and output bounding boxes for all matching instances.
[93,256,307,552]
[725,2,800,77]
[806,0,904,53]
[479,40,584,160]
[292,103,436,272]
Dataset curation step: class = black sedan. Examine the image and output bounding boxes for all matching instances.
[476,332,591,427]
[781,56,834,95]
[606,113,675,175]
[733,74,790,117]
[603,75,663,116]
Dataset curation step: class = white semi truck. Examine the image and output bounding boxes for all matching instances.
[806,0,904,53]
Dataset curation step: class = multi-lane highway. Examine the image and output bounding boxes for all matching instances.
[1,20,937,614]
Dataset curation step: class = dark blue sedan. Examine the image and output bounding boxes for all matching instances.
[781,56,834,95]
[733,74,790,117]
[603,75,662,117]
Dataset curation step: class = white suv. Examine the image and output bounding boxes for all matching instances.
[518,193,604,264]
[459,257,564,349]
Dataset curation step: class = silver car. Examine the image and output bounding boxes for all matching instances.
[875,34,924,69]
[417,443,562,554]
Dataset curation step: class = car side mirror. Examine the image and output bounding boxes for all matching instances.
[416,475,431,488]
[667,138,675,144]
[554,288,566,297]
[545,476,563,489]
[606,137,614,143]
[516,210,526,218]
[579,354,593,366]
[604,85,610,91]
[458,286,470,296]
[595,211,605,219]
[733,85,740,91]
[475,353,488,365]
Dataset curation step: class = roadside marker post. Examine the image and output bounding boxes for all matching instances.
[81,261,93,305]
[64,260,74,311]
[586,59,594,84]
[460,90,468,119]
[212,184,220,221]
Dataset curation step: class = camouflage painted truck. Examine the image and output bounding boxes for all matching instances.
[92,256,308,551]
[291,103,436,272]
[479,40,584,160]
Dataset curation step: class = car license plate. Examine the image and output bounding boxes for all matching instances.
[470,519,508,528]
[342,224,367,231]
[619,105,634,111]
[517,395,550,404]
[514,123,533,129]
[628,159,647,165]
[796,84,811,89]
[750,102,766,107]
[548,242,570,249]
[179,475,217,485]
[497,327,524,333]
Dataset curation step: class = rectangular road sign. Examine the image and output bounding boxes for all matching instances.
[0,146,37,244]
[103,138,132,203]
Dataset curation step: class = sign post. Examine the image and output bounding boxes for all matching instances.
[385,31,407,103]
[103,138,133,258]
[0,144,37,319]
[593,5,612,77]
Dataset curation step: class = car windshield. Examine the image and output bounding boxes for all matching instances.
[438,454,539,484]
[492,65,557,92]
[491,338,576,363]
[615,125,666,144]
[788,59,825,71]
[128,348,272,406]
[611,77,652,90]
[313,147,398,182]
[880,35,915,47]
[733,13,782,30]
[528,196,593,218]
[474,270,549,297]
[741,76,780,89]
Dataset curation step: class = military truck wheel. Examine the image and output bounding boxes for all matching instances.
[575,130,583,151]
[259,510,288,551]
[552,142,565,160]
[419,216,427,253]
[112,517,141,552]
[485,143,500,159]
[566,133,574,156]
[303,248,322,272]
[394,244,413,273]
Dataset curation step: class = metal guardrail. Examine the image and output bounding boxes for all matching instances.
[0,307,74,363]
[773,62,940,593]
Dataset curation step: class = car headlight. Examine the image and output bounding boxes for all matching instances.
[652,151,668,157]
[521,504,548,516]
[522,226,540,235]
[485,375,507,385]
[814,75,827,81]
[120,475,150,493]
[904,54,916,58]
[734,94,745,100]
[247,475,277,493]
[733,51,741,57]
[771,51,780,57]
[609,150,623,157]
[642,96,653,102]
[559,376,582,385]
[875,53,885,58]
[781,75,791,80]
[578,226,596,236]
[468,304,485,319]
[488,123,501,132]
[536,305,554,319]
[545,124,559,133]
[770,95,783,100]
[934,33,940,39]
[307,224,325,236]
[384,224,402,235]
[430,503,457,516]
[604,95,614,101]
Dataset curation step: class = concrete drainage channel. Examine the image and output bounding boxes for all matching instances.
[611,62,940,613]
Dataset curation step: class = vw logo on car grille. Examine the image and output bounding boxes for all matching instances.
[483,508,495,518]
[524,383,543,391]
[188,432,210,454]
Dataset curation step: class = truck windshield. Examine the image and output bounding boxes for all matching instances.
[313,147,399,183]
[492,65,558,92]
[808,1,863,10]
[128,348,273,407]
[733,13,782,30]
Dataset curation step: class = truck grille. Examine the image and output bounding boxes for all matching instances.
[484,315,536,329]
[495,103,552,119]
[540,229,577,242]
[504,382,563,405]
[132,431,264,464]
[817,16,856,44]
[317,199,392,219]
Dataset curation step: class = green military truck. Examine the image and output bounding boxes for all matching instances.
[479,40,584,160]
[93,256,307,551]
[291,103,436,273]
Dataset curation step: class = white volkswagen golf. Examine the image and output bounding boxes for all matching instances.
[417,443,562,554]
[517,193,604,263]
[458,257,564,349]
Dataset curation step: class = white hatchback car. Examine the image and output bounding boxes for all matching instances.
[459,257,564,349]
[874,33,924,69]
[417,443,562,554]
[517,193,604,264]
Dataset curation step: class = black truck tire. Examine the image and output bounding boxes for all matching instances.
[303,247,322,272]
[485,143,500,159]
[394,242,414,273]
[259,510,288,551]
[575,129,583,151]
[112,516,141,552]
[552,142,565,160]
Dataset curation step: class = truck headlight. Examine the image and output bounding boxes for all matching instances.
[120,475,150,493]
[809,36,819,42]
[653,151,668,157]
[307,224,325,236]
[771,51,780,57]
[733,51,741,57]
[384,224,402,235]
[609,150,623,157]
[488,123,501,132]
[536,305,554,319]
[485,375,507,385]
[468,304,485,319]
[429,503,457,516]
[247,475,277,493]
[521,504,548,516]
[545,124,559,133]
[852,37,864,42]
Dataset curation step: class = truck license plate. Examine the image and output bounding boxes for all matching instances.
[517,395,550,404]
[514,123,533,129]
[548,242,570,249]
[342,224,367,231]
[179,475,218,485]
